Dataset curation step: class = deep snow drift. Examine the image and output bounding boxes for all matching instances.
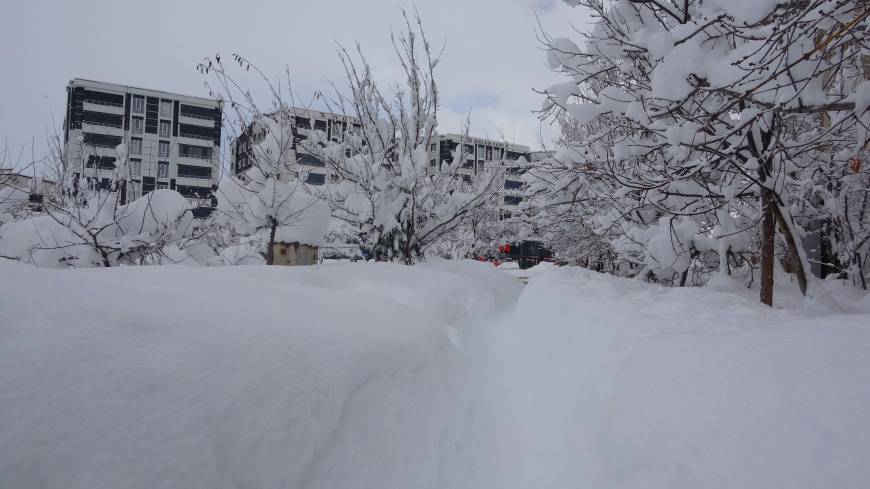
[0,260,520,489]
[1,260,869,489]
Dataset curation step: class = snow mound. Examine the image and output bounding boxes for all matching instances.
[0,259,520,489]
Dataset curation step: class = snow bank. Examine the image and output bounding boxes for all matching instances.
[470,266,870,489]
[0,259,520,489]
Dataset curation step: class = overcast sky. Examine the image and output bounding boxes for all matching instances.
[0,0,587,162]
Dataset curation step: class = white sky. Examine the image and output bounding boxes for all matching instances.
[0,0,587,162]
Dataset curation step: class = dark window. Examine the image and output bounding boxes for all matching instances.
[504,195,522,205]
[175,184,211,198]
[82,110,123,128]
[82,90,124,107]
[178,123,213,140]
[439,140,458,164]
[177,164,211,179]
[298,153,325,167]
[504,179,523,190]
[131,116,144,134]
[295,117,310,128]
[145,97,159,134]
[83,133,123,148]
[179,104,215,120]
[305,173,326,185]
[179,144,212,159]
[86,155,117,169]
[314,119,327,132]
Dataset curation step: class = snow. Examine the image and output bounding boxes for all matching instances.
[0,259,520,489]
[461,267,870,489]
[1,260,869,488]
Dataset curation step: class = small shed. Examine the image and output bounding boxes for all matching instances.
[272,242,319,266]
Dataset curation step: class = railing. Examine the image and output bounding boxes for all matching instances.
[179,132,213,141]
[180,112,214,122]
[84,99,123,108]
[177,173,212,180]
[179,153,210,160]
[83,120,122,129]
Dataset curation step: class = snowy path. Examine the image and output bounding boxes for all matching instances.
[1,260,869,488]
[457,267,870,489]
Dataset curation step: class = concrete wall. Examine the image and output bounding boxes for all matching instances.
[272,242,319,266]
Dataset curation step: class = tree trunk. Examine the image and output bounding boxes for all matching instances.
[265,219,278,265]
[760,188,776,307]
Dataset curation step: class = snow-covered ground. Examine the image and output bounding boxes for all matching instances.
[1,259,869,488]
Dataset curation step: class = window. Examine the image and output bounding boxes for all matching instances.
[130,158,142,176]
[177,164,211,179]
[504,179,523,190]
[131,96,145,114]
[179,144,211,159]
[504,195,522,205]
[430,159,437,168]
[157,161,169,178]
[159,141,170,158]
[131,116,144,134]
[159,100,173,118]
[159,121,171,137]
[156,182,168,190]
[130,138,142,155]
[478,145,486,159]
[305,173,326,185]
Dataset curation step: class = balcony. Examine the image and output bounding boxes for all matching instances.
[83,99,125,115]
[177,134,215,147]
[81,122,124,137]
[179,113,215,128]
[177,155,214,167]
[176,173,213,183]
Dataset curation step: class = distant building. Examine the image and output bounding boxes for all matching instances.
[63,78,222,202]
[230,107,359,186]
[424,134,535,220]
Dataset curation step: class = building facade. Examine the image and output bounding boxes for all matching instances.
[230,107,359,186]
[64,78,222,202]
[424,134,533,219]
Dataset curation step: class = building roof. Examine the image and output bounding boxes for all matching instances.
[69,78,221,106]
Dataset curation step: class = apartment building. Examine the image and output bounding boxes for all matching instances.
[230,107,359,186]
[424,134,533,218]
[63,78,222,202]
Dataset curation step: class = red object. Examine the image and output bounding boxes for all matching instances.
[498,245,504,253]
[849,157,861,173]
[504,244,511,254]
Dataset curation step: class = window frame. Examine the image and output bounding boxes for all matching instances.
[131,96,145,114]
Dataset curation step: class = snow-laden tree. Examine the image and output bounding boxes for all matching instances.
[196,62,331,265]
[536,0,870,303]
[0,143,197,267]
[299,10,503,264]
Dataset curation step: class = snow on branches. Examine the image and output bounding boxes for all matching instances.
[534,0,870,302]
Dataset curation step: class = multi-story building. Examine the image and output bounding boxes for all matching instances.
[424,134,532,218]
[63,78,222,202]
[230,107,359,186]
